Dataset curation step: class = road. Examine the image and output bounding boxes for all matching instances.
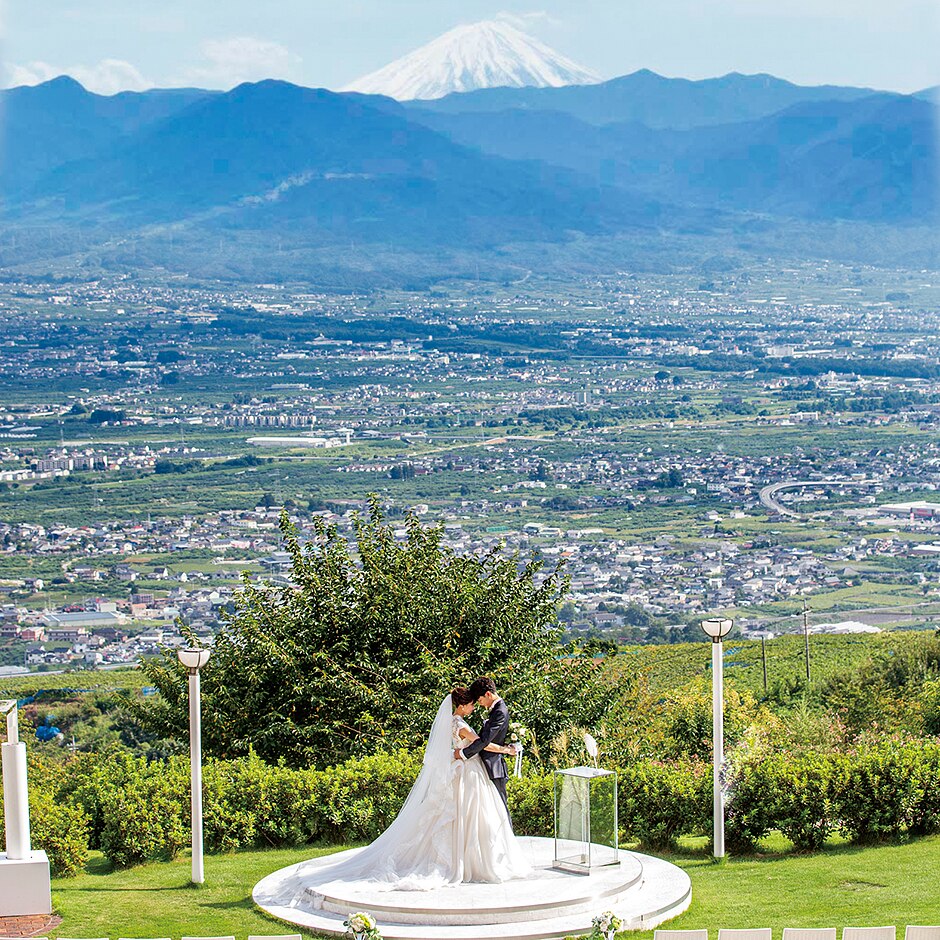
[759,478,879,518]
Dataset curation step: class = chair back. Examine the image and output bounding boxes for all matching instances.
[844,928,896,940]
[905,929,940,940]
[784,929,837,940]
[719,930,773,940]
[655,931,708,940]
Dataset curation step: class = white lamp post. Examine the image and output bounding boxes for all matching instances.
[701,617,733,859]
[177,647,211,884]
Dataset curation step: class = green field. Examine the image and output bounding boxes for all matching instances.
[48,835,940,939]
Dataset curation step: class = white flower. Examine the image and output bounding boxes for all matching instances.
[345,911,378,936]
[592,910,622,935]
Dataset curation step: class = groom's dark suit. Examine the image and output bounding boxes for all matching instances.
[460,697,511,820]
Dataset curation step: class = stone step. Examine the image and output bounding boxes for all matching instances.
[253,838,692,940]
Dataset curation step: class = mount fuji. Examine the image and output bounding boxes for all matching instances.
[343,19,600,101]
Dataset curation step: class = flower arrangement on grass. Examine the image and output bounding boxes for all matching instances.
[344,911,382,939]
[590,909,623,939]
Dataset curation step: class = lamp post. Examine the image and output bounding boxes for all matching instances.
[701,617,733,859]
[177,647,211,884]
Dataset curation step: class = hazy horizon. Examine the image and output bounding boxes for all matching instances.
[2,0,938,97]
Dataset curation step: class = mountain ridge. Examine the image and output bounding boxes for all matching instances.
[410,68,884,128]
[1,71,934,281]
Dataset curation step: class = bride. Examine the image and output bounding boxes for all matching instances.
[311,687,531,891]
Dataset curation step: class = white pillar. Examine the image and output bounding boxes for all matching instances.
[712,640,725,859]
[2,742,31,859]
[189,670,205,884]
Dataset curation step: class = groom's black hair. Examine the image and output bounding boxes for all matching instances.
[469,677,497,699]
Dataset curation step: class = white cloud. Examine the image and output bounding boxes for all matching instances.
[5,58,150,94]
[179,36,301,89]
[495,10,564,30]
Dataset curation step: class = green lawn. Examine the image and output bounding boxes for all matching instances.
[48,836,940,940]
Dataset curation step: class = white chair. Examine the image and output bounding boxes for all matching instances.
[655,931,708,940]
[719,930,773,940]
[784,930,837,940]
[844,929,897,940]
[905,930,940,940]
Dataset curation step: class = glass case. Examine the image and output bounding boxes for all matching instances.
[553,766,618,873]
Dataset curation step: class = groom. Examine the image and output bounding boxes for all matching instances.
[454,676,515,821]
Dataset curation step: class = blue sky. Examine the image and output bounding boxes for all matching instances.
[2,0,938,95]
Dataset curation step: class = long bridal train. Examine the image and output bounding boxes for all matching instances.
[252,837,692,940]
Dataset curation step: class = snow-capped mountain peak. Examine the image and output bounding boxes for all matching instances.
[343,19,600,101]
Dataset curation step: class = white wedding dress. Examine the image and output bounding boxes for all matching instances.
[310,695,530,891]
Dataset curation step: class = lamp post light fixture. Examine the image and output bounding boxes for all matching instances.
[177,647,211,884]
[701,617,733,859]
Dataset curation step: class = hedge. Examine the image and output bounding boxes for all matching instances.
[12,740,940,873]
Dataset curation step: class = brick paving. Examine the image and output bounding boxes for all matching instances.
[0,914,62,937]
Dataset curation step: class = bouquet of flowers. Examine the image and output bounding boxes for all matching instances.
[590,910,623,939]
[344,911,382,940]
[509,721,530,777]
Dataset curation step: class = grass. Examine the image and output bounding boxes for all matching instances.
[47,836,940,940]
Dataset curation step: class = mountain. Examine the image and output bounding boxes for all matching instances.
[0,76,215,193]
[410,69,881,129]
[343,19,599,101]
[409,93,937,222]
[8,80,659,246]
[2,73,935,282]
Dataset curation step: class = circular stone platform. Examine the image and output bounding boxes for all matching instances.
[253,837,691,940]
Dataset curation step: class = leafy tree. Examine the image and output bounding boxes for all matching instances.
[655,467,684,488]
[87,408,125,425]
[140,498,574,768]
[156,349,184,363]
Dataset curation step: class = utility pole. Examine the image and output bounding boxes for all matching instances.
[802,597,811,683]
[761,635,768,695]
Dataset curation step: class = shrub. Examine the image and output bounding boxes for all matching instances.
[508,771,554,836]
[97,762,189,867]
[0,780,89,877]
[837,743,922,843]
[728,752,841,852]
[908,741,940,835]
[317,750,422,843]
[619,759,710,849]
[203,760,257,853]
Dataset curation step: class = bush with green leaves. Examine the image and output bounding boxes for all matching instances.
[727,752,842,852]
[618,759,711,849]
[508,771,554,836]
[0,774,89,877]
[837,741,931,843]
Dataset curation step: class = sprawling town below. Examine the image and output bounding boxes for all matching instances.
[2,261,940,673]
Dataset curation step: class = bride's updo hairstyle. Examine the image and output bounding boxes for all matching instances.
[451,686,474,708]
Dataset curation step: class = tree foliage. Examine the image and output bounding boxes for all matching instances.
[141,497,573,768]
